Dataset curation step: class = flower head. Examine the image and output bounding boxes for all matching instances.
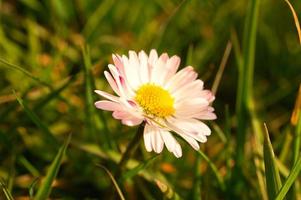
[95,50,216,157]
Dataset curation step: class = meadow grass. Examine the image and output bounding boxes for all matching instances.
[1,0,301,199]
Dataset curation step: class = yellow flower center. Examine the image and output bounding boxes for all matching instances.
[135,84,175,118]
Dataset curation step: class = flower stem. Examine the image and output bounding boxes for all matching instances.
[116,122,145,178]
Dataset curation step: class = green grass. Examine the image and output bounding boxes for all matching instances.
[1,0,301,199]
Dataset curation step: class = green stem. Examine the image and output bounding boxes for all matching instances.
[116,123,145,177]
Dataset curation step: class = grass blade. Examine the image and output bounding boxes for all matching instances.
[14,91,58,147]
[0,179,14,200]
[291,84,301,125]
[18,156,40,177]
[0,58,51,88]
[120,155,158,182]
[34,76,76,111]
[235,0,260,167]
[34,134,71,200]
[82,46,97,141]
[197,150,225,191]
[96,165,125,200]
[191,154,202,200]
[284,0,301,45]
[275,156,301,200]
[29,178,39,199]
[155,179,181,200]
[263,123,282,199]
[82,0,115,41]
[288,85,301,198]
[211,41,232,95]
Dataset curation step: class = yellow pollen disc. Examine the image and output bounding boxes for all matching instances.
[135,84,175,118]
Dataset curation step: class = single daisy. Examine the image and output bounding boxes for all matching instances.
[95,50,216,158]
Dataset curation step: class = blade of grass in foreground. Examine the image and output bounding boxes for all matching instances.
[0,58,52,89]
[252,137,268,200]
[211,41,232,96]
[291,85,301,164]
[96,165,125,200]
[197,150,225,191]
[155,179,181,200]
[18,156,40,177]
[263,124,282,199]
[34,76,76,111]
[191,153,201,200]
[284,0,301,45]
[275,156,301,200]
[82,46,114,149]
[0,179,14,200]
[82,0,115,41]
[120,155,158,182]
[82,46,97,141]
[235,0,260,168]
[289,85,301,199]
[34,134,71,200]
[14,91,58,147]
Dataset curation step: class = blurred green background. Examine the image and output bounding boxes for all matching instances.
[0,0,301,199]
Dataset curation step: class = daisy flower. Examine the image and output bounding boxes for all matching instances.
[95,50,216,158]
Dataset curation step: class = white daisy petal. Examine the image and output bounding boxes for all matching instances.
[165,66,199,92]
[151,53,169,84]
[195,112,217,120]
[165,119,200,150]
[151,128,164,153]
[172,80,204,100]
[138,50,150,83]
[162,55,181,85]
[168,117,211,139]
[160,131,182,157]
[174,143,183,158]
[148,49,158,66]
[143,124,153,152]
[121,55,138,90]
[121,118,143,126]
[180,134,200,150]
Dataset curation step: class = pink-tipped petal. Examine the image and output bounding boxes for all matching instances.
[112,54,125,75]
[94,90,119,102]
[104,71,120,96]
[151,53,169,84]
[200,90,215,103]
[165,66,198,92]
[194,112,217,120]
[172,80,204,100]
[162,55,181,85]
[95,100,123,111]
[121,55,139,90]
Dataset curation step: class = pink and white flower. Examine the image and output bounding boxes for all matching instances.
[95,50,216,158]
